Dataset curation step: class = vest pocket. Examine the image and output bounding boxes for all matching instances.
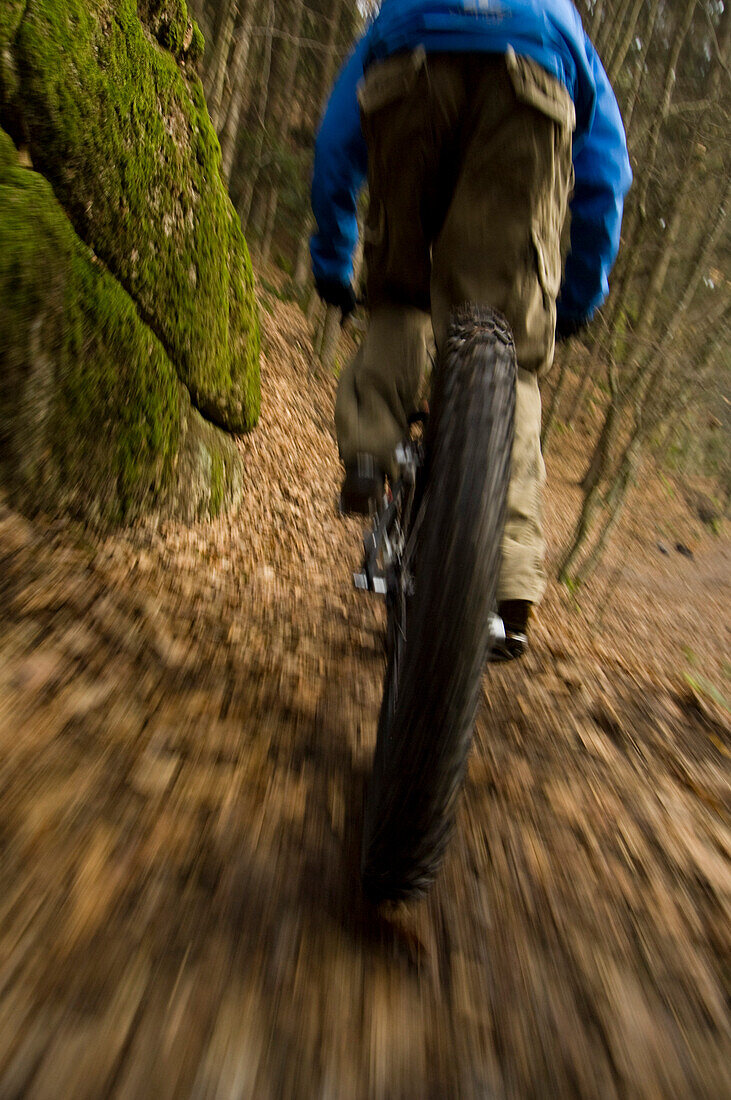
[531,223,562,302]
[505,47,576,132]
[357,47,427,116]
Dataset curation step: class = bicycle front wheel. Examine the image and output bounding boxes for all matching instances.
[362,305,516,902]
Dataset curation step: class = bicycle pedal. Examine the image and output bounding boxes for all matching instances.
[353,570,387,595]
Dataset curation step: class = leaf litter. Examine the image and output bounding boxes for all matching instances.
[0,287,729,1098]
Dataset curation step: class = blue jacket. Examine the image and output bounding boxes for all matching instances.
[310,0,632,325]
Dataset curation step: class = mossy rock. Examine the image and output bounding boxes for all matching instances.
[171,394,245,522]
[0,125,15,167]
[3,0,259,432]
[0,1,25,50]
[0,0,24,109]
[0,136,244,525]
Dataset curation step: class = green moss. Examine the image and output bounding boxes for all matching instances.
[209,449,225,516]
[0,126,16,167]
[0,157,182,523]
[188,20,204,64]
[0,0,24,113]
[157,0,187,56]
[1,161,243,524]
[171,400,244,521]
[6,0,260,432]
[275,253,294,277]
[0,130,247,526]
[137,0,194,61]
[0,0,25,50]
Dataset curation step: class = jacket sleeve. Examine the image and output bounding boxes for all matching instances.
[310,36,371,287]
[559,37,632,325]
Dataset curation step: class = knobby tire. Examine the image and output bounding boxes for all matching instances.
[362,305,516,902]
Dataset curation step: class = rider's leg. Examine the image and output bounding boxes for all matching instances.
[334,304,430,482]
[498,368,546,604]
[334,50,435,497]
[335,48,572,614]
[429,53,574,611]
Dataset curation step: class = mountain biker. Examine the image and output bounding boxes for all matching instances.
[310,0,632,659]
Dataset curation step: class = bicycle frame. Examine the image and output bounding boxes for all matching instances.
[353,439,421,597]
[353,435,506,648]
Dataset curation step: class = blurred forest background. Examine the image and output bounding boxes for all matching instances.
[189,0,729,580]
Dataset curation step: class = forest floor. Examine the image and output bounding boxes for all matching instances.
[1,285,729,1099]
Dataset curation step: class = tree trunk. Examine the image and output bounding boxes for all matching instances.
[565,349,596,428]
[595,0,619,57]
[575,440,640,583]
[318,0,343,109]
[619,0,659,136]
[583,150,727,497]
[319,305,341,373]
[558,478,603,583]
[607,0,645,83]
[307,291,323,329]
[622,0,661,134]
[640,0,698,217]
[580,360,619,492]
[604,0,635,58]
[589,0,605,43]
[238,0,275,230]
[209,0,238,130]
[565,175,729,581]
[540,351,569,451]
[294,0,344,296]
[607,0,697,335]
[637,173,730,385]
[294,219,313,293]
[629,161,695,353]
[219,6,254,185]
[257,0,306,264]
[707,0,731,99]
[259,185,279,264]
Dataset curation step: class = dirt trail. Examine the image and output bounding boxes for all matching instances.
[1,292,729,1099]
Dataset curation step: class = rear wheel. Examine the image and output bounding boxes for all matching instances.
[362,305,516,902]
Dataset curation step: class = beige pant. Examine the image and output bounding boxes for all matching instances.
[335,50,574,604]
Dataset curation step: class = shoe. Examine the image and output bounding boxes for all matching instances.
[339,454,385,516]
[489,599,531,662]
[489,630,528,662]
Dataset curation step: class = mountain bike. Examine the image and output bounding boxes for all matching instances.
[355,304,516,903]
